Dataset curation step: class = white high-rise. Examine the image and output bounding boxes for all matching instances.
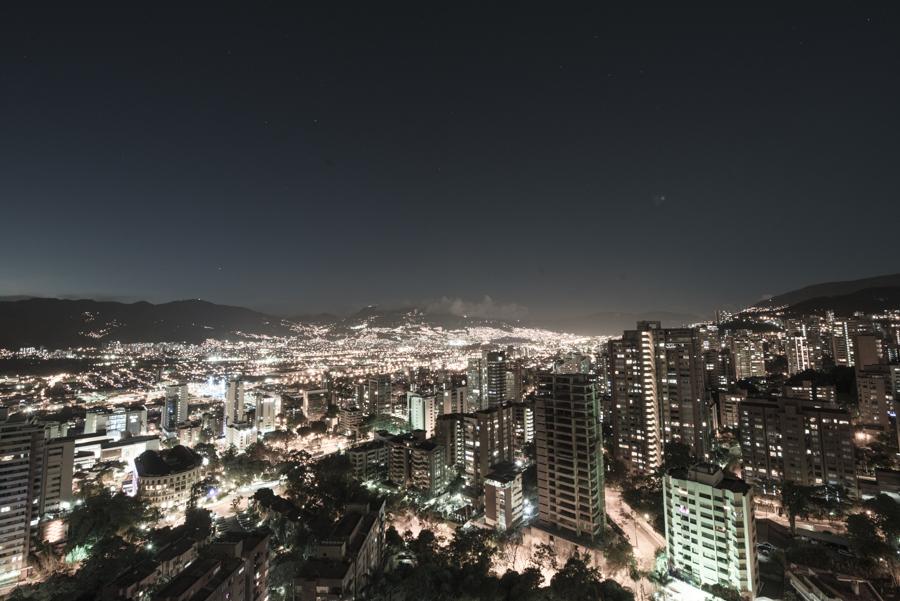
[407,393,437,438]
[663,464,758,599]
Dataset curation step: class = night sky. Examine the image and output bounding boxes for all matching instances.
[2,5,899,319]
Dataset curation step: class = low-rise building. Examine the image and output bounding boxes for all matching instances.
[295,502,385,601]
[347,440,389,482]
[484,463,523,531]
[134,446,202,510]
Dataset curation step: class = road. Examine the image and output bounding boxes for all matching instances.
[605,486,666,571]
[203,478,283,518]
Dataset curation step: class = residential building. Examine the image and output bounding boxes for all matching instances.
[223,380,245,434]
[295,502,385,601]
[484,463,524,531]
[786,336,811,375]
[347,440,389,482]
[535,372,605,542]
[663,464,758,599]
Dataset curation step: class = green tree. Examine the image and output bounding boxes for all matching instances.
[66,490,159,552]
[781,482,813,534]
[550,550,603,601]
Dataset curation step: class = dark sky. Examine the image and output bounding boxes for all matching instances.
[2,5,899,319]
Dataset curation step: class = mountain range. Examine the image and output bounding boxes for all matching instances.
[3,273,900,349]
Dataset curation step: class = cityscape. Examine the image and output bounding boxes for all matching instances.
[2,5,900,601]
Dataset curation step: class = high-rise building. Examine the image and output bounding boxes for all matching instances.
[656,328,710,457]
[466,357,483,411]
[254,393,280,434]
[535,372,605,542]
[854,335,881,370]
[739,398,857,496]
[0,416,74,591]
[663,464,758,598]
[357,375,392,416]
[223,380,245,434]
[731,335,766,380]
[437,404,516,485]
[164,384,189,432]
[608,323,662,474]
[786,336,811,375]
[483,350,509,408]
[407,393,438,438]
[608,322,710,472]
[856,367,894,429]
[830,319,854,367]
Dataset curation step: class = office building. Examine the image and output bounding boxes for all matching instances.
[535,372,605,542]
[663,464,758,598]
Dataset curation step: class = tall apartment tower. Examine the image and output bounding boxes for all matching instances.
[224,379,246,434]
[535,372,605,542]
[483,350,509,408]
[357,375,392,416]
[436,405,516,485]
[407,393,438,438]
[466,357,483,411]
[731,335,766,380]
[656,328,710,458]
[786,336,811,375]
[608,323,662,474]
[163,384,189,431]
[739,397,857,496]
[663,464,758,598]
[0,416,74,592]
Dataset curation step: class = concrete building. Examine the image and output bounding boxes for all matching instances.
[437,404,516,486]
[663,464,758,599]
[386,433,446,496]
[295,502,385,601]
[608,324,662,474]
[786,336,811,375]
[164,384,190,432]
[856,367,894,429]
[731,335,766,380]
[356,375,392,416]
[223,380,246,434]
[225,422,257,452]
[347,440,389,482]
[535,372,605,542]
[0,416,74,591]
[407,393,437,438]
[254,393,280,434]
[484,463,524,531]
[739,398,857,496]
[134,446,203,510]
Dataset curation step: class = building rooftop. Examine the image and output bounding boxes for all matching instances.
[670,463,752,493]
[134,445,201,477]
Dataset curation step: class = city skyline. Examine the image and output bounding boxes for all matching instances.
[3,5,900,317]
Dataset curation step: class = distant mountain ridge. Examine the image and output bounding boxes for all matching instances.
[0,298,293,349]
[783,286,900,316]
[755,273,900,308]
